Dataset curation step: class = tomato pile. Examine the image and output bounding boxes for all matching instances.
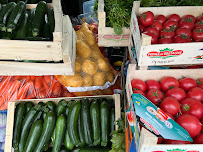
[138,11,203,44]
[131,77,203,144]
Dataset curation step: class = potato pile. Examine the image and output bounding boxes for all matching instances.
[57,23,115,89]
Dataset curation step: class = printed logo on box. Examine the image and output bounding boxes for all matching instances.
[152,149,199,152]
[147,48,183,59]
[194,55,203,59]
[103,34,130,40]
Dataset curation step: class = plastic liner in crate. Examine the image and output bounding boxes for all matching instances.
[0,110,7,144]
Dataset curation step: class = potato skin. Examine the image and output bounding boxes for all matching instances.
[97,58,110,72]
[76,40,91,58]
[93,72,106,86]
[82,59,98,75]
[83,74,93,87]
[63,73,83,87]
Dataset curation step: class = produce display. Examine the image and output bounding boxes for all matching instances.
[0,1,54,40]
[138,11,203,44]
[131,76,203,144]
[0,0,52,4]
[12,97,115,151]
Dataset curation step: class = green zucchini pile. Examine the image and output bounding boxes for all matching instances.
[0,1,55,41]
[12,98,114,152]
[0,0,52,5]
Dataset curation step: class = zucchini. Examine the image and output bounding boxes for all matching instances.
[81,98,93,146]
[18,104,41,152]
[110,108,115,134]
[64,105,70,117]
[38,101,45,106]
[42,14,52,39]
[100,101,109,147]
[56,99,67,116]
[67,100,81,147]
[26,8,35,37]
[48,7,54,36]
[1,0,8,4]
[78,114,86,147]
[1,31,14,39]
[23,119,43,152]
[24,101,34,114]
[32,1,47,37]
[90,100,100,146]
[15,11,28,38]
[7,1,26,32]
[52,114,66,152]
[0,2,16,31]
[32,110,43,122]
[60,146,69,152]
[12,103,25,151]
[71,147,111,152]
[33,111,56,152]
[0,4,2,11]
[45,101,56,112]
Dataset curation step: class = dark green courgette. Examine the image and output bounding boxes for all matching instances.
[15,11,28,38]
[1,0,8,4]
[7,1,26,32]
[56,99,67,116]
[48,7,54,36]
[24,101,34,114]
[81,98,93,146]
[110,108,115,134]
[26,8,35,37]
[23,119,43,152]
[1,31,14,39]
[71,147,111,152]
[12,103,25,151]
[90,100,100,146]
[60,146,69,152]
[45,101,56,112]
[78,114,86,147]
[38,101,45,106]
[0,4,2,11]
[42,14,52,40]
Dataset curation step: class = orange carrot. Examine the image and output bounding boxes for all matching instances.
[26,85,36,99]
[0,80,13,97]
[49,77,57,94]
[44,76,52,87]
[34,76,43,91]
[42,79,50,96]
[25,76,31,82]
[30,76,35,82]
[12,76,21,81]
[52,82,62,97]
[37,90,46,99]
[0,76,12,91]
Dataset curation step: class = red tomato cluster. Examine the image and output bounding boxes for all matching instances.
[131,77,203,144]
[138,11,203,44]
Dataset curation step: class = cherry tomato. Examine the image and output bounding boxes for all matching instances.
[159,97,180,116]
[131,79,146,92]
[160,29,175,39]
[176,114,202,138]
[179,77,198,92]
[173,35,192,43]
[164,20,179,31]
[194,133,203,144]
[138,11,154,27]
[162,139,192,144]
[133,90,145,96]
[192,27,203,41]
[146,79,161,91]
[182,15,196,23]
[151,21,163,31]
[195,20,203,28]
[139,24,145,33]
[158,38,173,44]
[143,27,159,37]
[175,27,192,38]
[146,89,164,106]
[197,78,203,89]
[196,15,203,22]
[187,87,203,103]
[160,76,179,92]
[143,31,158,44]
[155,14,166,24]
[167,14,181,23]
[165,87,186,102]
[179,19,195,31]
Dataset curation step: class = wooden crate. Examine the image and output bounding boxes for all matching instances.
[0,0,76,75]
[4,94,121,152]
[130,1,203,70]
[97,0,132,47]
[126,64,203,152]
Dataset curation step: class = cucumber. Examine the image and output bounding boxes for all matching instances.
[7,1,26,32]
[52,114,66,152]
[60,146,69,152]
[32,1,47,37]
[0,2,16,31]
[81,98,93,146]
[23,119,43,152]
[110,108,115,134]
[90,100,100,146]
[64,105,70,117]
[45,101,56,112]
[0,4,2,11]
[1,31,14,39]
[33,111,56,152]
[78,114,86,147]
[26,8,35,37]
[24,101,34,114]
[32,110,43,122]
[56,99,67,116]
[48,7,54,36]
[12,103,25,151]
[71,147,111,152]
[67,100,81,147]
[15,11,28,38]
[38,101,45,106]
[100,101,109,147]
[18,104,41,152]
[42,14,52,39]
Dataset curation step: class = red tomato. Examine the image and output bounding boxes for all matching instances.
[162,139,192,144]
[194,39,203,42]
[133,90,145,96]
[197,78,203,89]
[160,76,179,92]
[165,88,186,102]
[187,87,203,103]
[173,35,192,43]
[175,27,192,38]
[146,79,161,91]
[165,112,175,121]
[180,98,203,120]
[164,20,179,31]
[202,118,203,132]
[157,137,163,144]
[179,77,198,92]
[159,97,180,116]
[176,114,202,138]
[192,27,203,41]
[155,15,166,24]
[143,31,158,44]
[195,20,203,28]
[182,15,196,23]
[139,24,145,33]
[158,38,173,44]
[197,15,203,22]
[179,19,195,31]
[160,29,175,39]
[151,21,163,31]
[131,79,146,92]
[146,89,164,106]
[138,11,154,27]
[167,14,181,23]
[143,27,159,37]
[194,133,203,144]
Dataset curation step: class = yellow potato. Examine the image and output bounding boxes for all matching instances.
[80,23,89,31]
[90,45,103,59]
[93,72,106,86]
[83,30,96,46]
[106,72,114,83]
[82,59,98,75]
[76,30,84,40]
[65,73,83,87]
[76,40,91,58]
[83,74,93,86]
[75,61,81,72]
[97,58,110,72]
